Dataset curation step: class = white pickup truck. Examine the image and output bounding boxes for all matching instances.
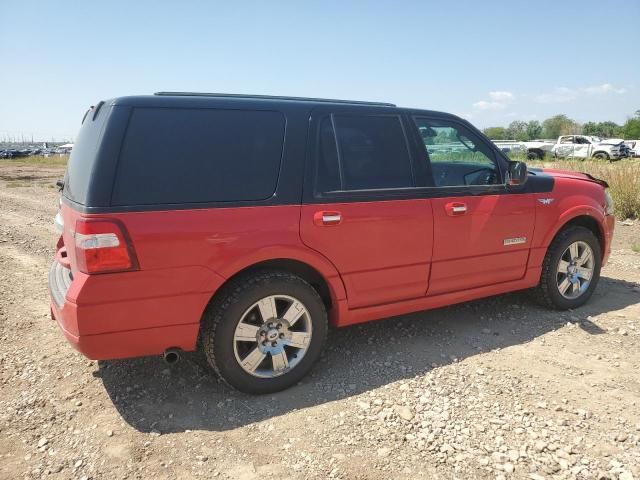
[492,140,555,160]
[552,135,627,160]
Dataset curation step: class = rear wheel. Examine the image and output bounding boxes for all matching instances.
[200,270,328,394]
[533,226,601,309]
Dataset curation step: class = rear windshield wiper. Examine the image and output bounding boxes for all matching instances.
[80,100,104,124]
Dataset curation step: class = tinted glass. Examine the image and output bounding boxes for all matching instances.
[316,117,341,193]
[316,114,413,192]
[64,104,109,204]
[414,118,499,187]
[112,108,285,205]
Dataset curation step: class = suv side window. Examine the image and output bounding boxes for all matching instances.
[315,114,414,193]
[112,108,285,206]
[413,117,500,187]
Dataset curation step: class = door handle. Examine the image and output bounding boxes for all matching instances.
[445,202,467,216]
[313,211,342,226]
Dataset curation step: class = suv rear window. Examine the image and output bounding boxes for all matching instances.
[111,108,285,206]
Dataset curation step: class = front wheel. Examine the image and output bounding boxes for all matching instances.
[533,226,601,309]
[593,152,609,160]
[200,270,328,394]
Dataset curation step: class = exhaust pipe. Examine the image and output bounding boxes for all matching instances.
[163,348,181,365]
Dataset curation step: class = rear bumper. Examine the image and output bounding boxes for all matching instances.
[50,299,199,360]
[48,261,201,360]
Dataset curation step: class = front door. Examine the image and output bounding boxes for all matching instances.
[555,136,575,158]
[573,136,592,159]
[412,116,535,296]
[300,110,433,309]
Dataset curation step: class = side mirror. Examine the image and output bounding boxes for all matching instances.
[507,160,527,187]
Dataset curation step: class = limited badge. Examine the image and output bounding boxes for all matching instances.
[504,237,527,246]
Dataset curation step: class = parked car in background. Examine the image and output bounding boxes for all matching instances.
[49,92,615,394]
[491,140,526,156]
[492,139,555,160]
[0,143,73,158]
[552,135,627,161]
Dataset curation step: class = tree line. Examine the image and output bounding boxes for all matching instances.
[483,110,640,141]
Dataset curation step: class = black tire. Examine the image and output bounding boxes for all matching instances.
[533,226,601,310]
[527,149,543,160]
[593,152,609,160]
[200,270,328,394]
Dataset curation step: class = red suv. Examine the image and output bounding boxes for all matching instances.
[50,92,615,393]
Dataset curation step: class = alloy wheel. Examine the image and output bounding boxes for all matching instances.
[556,241,594,299]
[232,295,312,378]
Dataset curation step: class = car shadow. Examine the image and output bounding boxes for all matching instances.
[97,275,637,434]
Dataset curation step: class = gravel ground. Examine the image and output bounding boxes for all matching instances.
[1,163,639,480]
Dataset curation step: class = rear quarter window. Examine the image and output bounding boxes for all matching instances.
[111,108,285,206]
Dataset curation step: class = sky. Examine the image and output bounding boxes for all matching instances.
[1,0,639,141]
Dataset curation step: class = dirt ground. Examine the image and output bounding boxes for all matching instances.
[1,162,639,480]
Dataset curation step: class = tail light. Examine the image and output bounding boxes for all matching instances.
[604,189,614,216]
[74,218,139,274]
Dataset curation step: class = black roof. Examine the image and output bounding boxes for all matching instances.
[154,91,396,107]
[108,92,398,110]
[104,92,463,125]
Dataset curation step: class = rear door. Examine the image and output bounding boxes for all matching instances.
[300,108,433,309]
[411,116,535,295]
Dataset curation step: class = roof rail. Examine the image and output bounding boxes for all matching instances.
[154,91,396,107]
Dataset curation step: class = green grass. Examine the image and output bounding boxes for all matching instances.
[632,243,640,253]
[524,157,640,219]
